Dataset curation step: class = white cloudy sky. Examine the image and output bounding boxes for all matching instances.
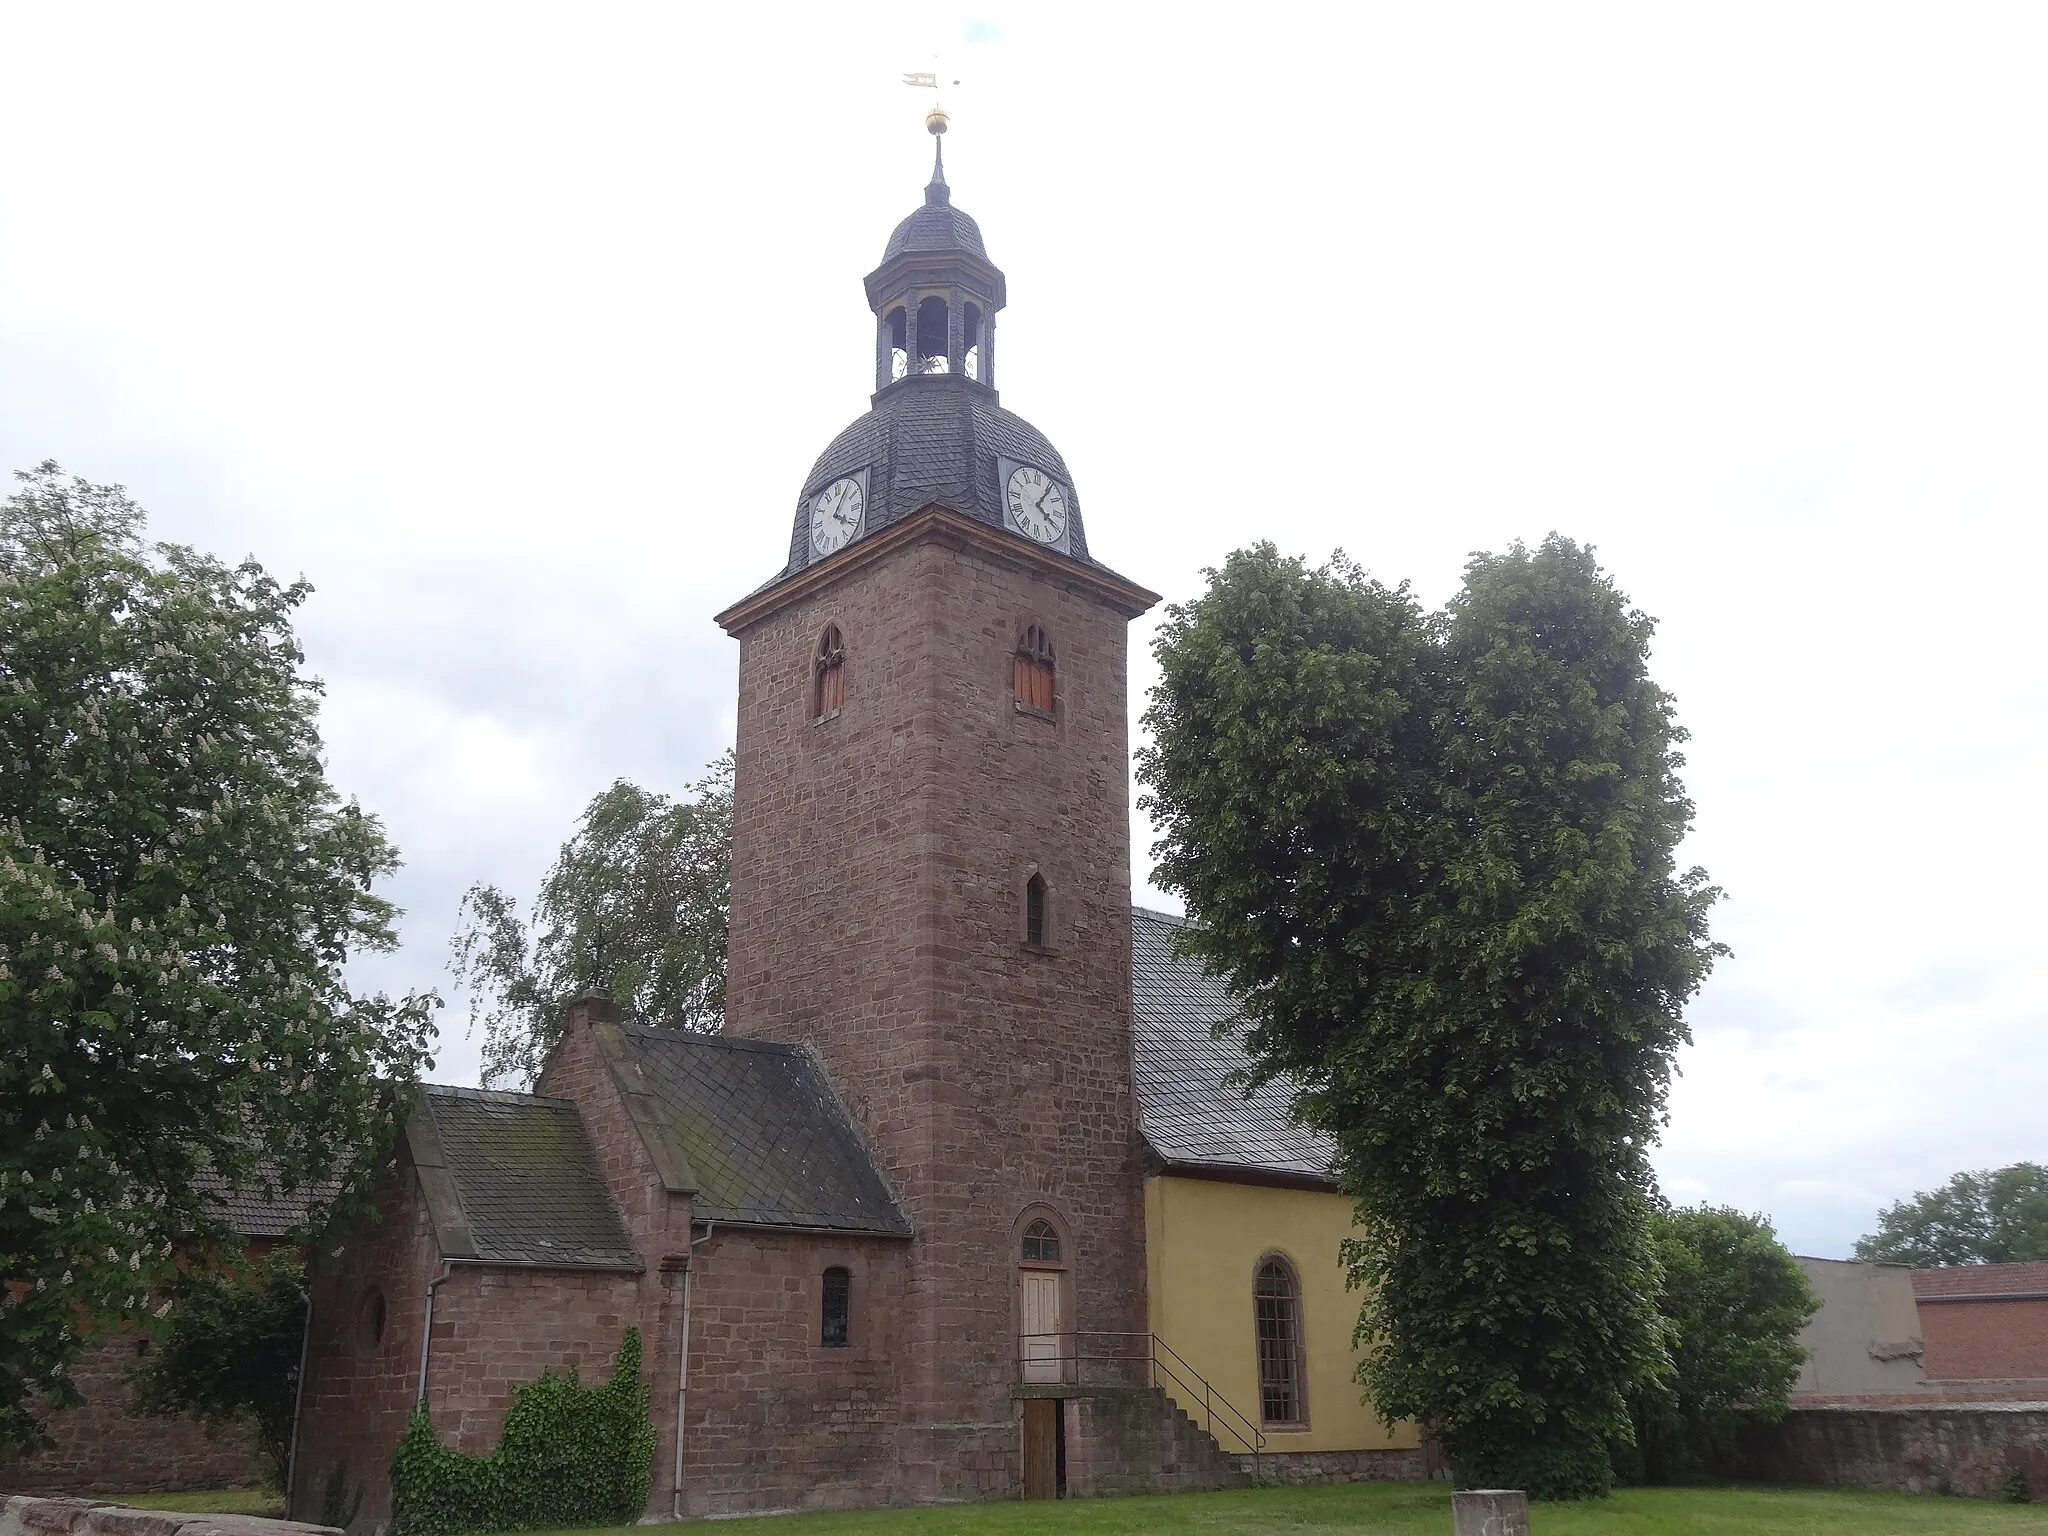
[4,4,2044,1259]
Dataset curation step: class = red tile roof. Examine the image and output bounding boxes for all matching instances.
[1912,1260,2048,1299]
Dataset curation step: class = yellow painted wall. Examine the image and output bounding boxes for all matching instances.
[1145,1175,1417,1455]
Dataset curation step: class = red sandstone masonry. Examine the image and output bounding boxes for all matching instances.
[722,514,1155,1501]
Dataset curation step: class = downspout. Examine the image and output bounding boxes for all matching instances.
[415,1260,454,1407]
[283,1291,312,1518]
[671,1221,714,1520]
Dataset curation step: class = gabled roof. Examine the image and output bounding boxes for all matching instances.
[1130,906,1339,1190]
[406,1086,641,1270]
[606,1025,911,1237]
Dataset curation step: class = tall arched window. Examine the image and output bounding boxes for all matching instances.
[1025,873,1048,948]
[1021,1219,1060,1263]
[814,625,845,719]
[1014,625,1054,715]
[821,1266,851,1348]
[1254,1257,1306,1426]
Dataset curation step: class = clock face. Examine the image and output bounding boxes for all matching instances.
[1005,465,1069,545]
[809,476,865,556]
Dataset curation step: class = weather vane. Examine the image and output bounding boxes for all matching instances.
[901,59,961,139]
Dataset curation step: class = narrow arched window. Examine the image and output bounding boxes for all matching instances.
[821,1266,851,1347]
[916,295,950,373]
[1022,1219,1061,1263]
[1254,1258,1305,1426]
[814,625,845,719]
[1025,873,1048,948]
[1014,625,1054,715]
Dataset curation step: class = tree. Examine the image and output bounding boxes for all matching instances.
[0,462,437,1462]
[1854,1163,2048,1266]
[1619,1205,1817,1483]
[1139,537,1723,1498]
[449,760,732,1088]
[128,1249,308,1489]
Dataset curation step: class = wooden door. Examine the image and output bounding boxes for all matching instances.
[1020,1271,1063,1383]
[1022,1399,1059,1500]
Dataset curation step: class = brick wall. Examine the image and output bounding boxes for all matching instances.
[1921,1299,2048,1382]
[0,1330,267,1496]
[287,1162,440,1528]
[723,515,1152,1501]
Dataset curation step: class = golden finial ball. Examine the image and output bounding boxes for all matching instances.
[926,106,949,136]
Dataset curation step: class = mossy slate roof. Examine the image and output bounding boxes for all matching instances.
[1130,906,1338,1187]
[413,1086,642,1268]
[612,1026,911,1236]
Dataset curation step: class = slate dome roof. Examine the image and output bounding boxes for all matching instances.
[778,373,1094,580]
[882,188,988,261]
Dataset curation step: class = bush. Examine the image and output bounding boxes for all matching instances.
[389,1328,655,1536]
[127,1249,308,1490]
[1617,1206,1818,1483]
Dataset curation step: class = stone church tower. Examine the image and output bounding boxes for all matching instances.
[715,120,1159,1497]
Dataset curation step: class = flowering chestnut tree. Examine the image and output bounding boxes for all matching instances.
[0,463,436,1461]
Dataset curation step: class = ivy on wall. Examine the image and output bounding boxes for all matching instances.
[390,1328,655,1536]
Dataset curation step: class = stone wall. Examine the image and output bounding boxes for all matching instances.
[1,1496,336,1536]
[0,1334,266,1497]
[1742,1404,2048,1498]
[1063,1389,1245,1497]
[1242,1447,1430,1485]
[723,516,1153,1501]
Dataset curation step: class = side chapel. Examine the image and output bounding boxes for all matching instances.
[290,121,1421,1524]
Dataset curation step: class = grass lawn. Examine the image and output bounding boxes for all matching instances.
[546,1483,2048,1536]
[111,1489,285,1518]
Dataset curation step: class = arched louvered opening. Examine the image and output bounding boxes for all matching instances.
[1014,625,1054,715]
[814,625,845,719]
[887,306,909,382]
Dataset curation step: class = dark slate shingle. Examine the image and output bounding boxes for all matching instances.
[1131,906,1338,1185]
[615,1028,910,1236]
[419,1086,640,1269]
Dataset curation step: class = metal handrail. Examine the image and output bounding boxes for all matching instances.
[1017,1330,1266,1474]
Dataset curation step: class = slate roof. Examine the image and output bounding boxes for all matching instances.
[779,374,1102,583]
[882,175,988,261]
[612,1026,911,1236]
[194,1169,327,1238]
[409,1086,641,1269]
[1130,906,1340,1188]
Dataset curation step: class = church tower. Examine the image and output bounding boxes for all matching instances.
[715,116,1159,1498]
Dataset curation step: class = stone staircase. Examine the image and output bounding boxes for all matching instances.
[1063,1385,1251,1496]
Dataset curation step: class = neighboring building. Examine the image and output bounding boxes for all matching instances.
[1791,1256,2048,1406]
[1913,1260,2048,1396]
[0,1179,309,1498]
[1790,1257,1930,1405]
[290,124,1416,1526]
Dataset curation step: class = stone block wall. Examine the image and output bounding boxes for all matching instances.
[1064,1388,1245,1497]
[1742,1405,2048,1499]
[1243,1447,1431,1485]
[0,1332,266,1496]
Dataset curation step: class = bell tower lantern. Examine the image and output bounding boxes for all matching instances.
[865,110,1007,388]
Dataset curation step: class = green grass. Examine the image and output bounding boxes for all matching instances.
[110,1488,285,1518]
[549,1483,2046,1536]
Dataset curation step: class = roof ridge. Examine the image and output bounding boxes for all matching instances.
[1133,904,1190,925]
[620,1023,802,1055]
[425,1083,577,1110]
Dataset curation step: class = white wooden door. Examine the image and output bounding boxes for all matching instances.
[1020,1271,1063,1383]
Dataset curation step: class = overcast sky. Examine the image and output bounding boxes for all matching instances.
[4,4,2044,1260]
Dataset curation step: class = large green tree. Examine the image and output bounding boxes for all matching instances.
[1854,1162,2048,1266]
[449,759,732,1088]
[1139,537,1722,1498]
[1620,1205,1817,1484]
[0,463,437,1462]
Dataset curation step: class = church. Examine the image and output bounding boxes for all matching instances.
[288,121,1421,1524]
